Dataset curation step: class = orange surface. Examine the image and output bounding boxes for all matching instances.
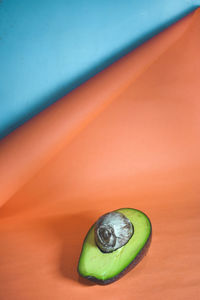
[0,9,200,300]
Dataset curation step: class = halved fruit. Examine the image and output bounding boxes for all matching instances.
[78,208,152,284]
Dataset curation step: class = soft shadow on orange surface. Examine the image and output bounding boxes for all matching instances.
[78,276,97,286]
[43,212,96,285]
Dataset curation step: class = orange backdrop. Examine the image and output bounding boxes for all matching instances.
[0,9,200,300]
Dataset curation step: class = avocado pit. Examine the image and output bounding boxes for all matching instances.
[94,211,134,253]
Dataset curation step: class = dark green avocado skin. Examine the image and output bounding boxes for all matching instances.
[78,209,152,285]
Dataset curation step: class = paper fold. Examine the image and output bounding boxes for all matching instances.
[0,11,196,207]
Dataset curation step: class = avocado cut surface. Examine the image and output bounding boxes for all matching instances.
[78,208,152,284]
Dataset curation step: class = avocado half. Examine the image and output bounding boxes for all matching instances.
[78,208,152,285]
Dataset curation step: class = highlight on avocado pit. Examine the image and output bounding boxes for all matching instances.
[78,208,152,285]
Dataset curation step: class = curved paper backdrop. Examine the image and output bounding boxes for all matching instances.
[0,9,200,300]
[0,0,200,138]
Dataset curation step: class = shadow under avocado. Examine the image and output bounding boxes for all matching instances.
[47,211,97,286]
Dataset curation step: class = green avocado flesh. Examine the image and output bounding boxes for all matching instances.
[78,208,151,282]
